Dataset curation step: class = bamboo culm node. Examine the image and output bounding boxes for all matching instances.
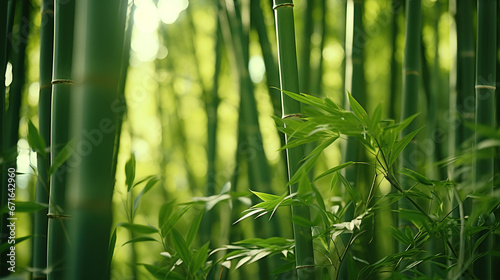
[273,3,294,9]
[475,85,496,90]
[47,214,71,220]
[296,265,315,269]
[404,70,420,76]
[282,113,302,119]
[51,79,76,85]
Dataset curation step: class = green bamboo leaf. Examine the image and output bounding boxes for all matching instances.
[161,205,191,237]
[399,168,433,186]
[401,260,424,273]
[388,113,420,134]
[338,172,360,203]
[186,210,203,247]
[473,231,491,253]
[314,161,355,182]
[279,88,327,109]
[347,90,369,126]
[330,172,339,192]
[288,138,336,186]
[132,174,157,189]
[157,201,175,233]
[133,176,161,217]
[171,229,192,267]
[27,119,46,157]
[11,201,48,213]
[369,104,382,137]
[389,127,423,166]
[143,264,178,280]
[108,228,117,266]
[250,190,281,202]
[125,153,136,192]
[190,242,209,275]
[0,236,32,253]
[390,226,411,246]
[122,236,158,246]
[48,140,74,176]
[233,208,267,225]
[298,171,313,201]
[118,223,159,235]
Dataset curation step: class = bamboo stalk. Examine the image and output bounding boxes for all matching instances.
[111,0,135,181]
[1,0,29,275]
[199,8,221,246]
[0,1,8,274]
[299,0,313,94]
[273,1,316,278]
[343,0,367,211]
[455,0,475,148]
[311,0,326,97]
[33,1,54,279]
[341,0,371,276]
[472,0,496,279]
[399,0,422,250]
[67,0,126,278]
[47,1,75,278]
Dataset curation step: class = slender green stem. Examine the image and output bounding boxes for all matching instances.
[274,1,316,278]
[398,0,422,254]
[47,1,75,278]
[33,1,54,279]
[299,0,313,94]
[473,1,496,279]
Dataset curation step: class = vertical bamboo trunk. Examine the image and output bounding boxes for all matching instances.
[311,0,326,97]
[341,0,370,276]
[200,10,221,246]
[67,1,125,278]
[389,0,403,258]
[455,0,475,148]
[473,1,496,279]
[344,0,367,212]
[251,0,280,117]
[1,0,29,275]
[399,0,421,242]
[0,1,8,274]
[111,1,135,179]
[33,1,54,279]
[47,1,75,278]
[273,1,316,279]
[299,0,313,94]
[389,0,402,120]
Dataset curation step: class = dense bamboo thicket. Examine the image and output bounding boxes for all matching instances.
[0,0,498,279]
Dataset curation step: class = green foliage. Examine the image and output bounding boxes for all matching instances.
[216,91,499,279]
[112,152,214,279]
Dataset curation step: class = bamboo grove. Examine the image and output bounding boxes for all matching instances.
[0,0,499,279]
